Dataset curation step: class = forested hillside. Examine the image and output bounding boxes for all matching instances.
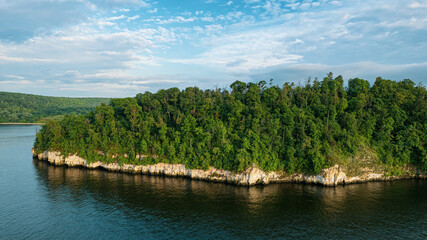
[0,92,109,123]
[34,74,427,174]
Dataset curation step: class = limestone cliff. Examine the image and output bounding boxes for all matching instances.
[33,149,426,186]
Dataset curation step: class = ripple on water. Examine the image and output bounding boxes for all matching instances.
[0,125,427,239]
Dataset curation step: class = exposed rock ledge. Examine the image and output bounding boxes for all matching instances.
[33,150,426,186]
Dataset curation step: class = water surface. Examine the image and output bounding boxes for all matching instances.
[1,125,426,239]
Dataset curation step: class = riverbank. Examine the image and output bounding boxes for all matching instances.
[33,150,427,186]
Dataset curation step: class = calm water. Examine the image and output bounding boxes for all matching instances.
[0,125,426,239]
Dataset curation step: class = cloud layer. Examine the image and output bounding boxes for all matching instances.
[0,0,426,97]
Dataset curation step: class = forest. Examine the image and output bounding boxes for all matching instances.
[0,92,109,123]
[33,74,427,174]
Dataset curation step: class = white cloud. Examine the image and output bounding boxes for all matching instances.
[170,28,304,73]
[205,24,223,32]
[100,0,150,8]
[0,20,178,96]
[263,0,283,15]
[0,0,151,41]
[1,0,427,97]
[0,79,33,85]
[127,15,140,21]
[148,8,158,14]
[408,1,427,8]
[0,71,203,97]
[167,0,427,82]
[96,21,115,26]
[217,11,244,21]
[249,62,427,85]
[158,16,196,24]
[378,17,427,29]
[2,74,25,80]
[130,79,182,85]
[244,0,261,3]
[201,16,215,22]
[0,55,57,63]
[105,15,126,21]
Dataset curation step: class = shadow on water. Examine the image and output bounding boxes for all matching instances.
[1,125,424,239]
[32,159,427,239]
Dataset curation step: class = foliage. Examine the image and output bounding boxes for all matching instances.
[33,74,427,173]
[0,92,109,123]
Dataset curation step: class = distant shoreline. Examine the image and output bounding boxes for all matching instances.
[0,123,45,125]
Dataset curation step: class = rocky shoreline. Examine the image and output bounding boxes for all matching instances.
[33,150,427,186]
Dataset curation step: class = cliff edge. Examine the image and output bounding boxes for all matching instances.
[33,149,426,186]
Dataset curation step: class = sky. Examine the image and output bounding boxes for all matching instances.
[0,0,426,97]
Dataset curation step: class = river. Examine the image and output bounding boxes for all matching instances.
[0,125,426,239]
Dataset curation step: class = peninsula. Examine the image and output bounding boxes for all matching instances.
[33,75,427,186]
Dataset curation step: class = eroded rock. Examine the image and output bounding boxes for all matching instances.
[32,149,426,186]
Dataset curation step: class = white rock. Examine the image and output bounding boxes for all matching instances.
[32,150,423,186]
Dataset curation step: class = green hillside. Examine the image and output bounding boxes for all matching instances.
[0,92,110,123]
[34,74,427,174]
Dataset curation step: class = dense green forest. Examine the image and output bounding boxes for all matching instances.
[0,92,109,123]
[34,74,427,174]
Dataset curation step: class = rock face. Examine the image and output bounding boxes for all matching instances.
[33,149,426,186]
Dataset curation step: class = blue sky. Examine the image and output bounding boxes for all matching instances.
[0,0,426,97]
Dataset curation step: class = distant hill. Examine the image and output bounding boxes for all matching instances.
[0,92,110,123]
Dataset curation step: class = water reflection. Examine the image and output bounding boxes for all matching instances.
[3,125,425,239]
[32,159,427,239]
